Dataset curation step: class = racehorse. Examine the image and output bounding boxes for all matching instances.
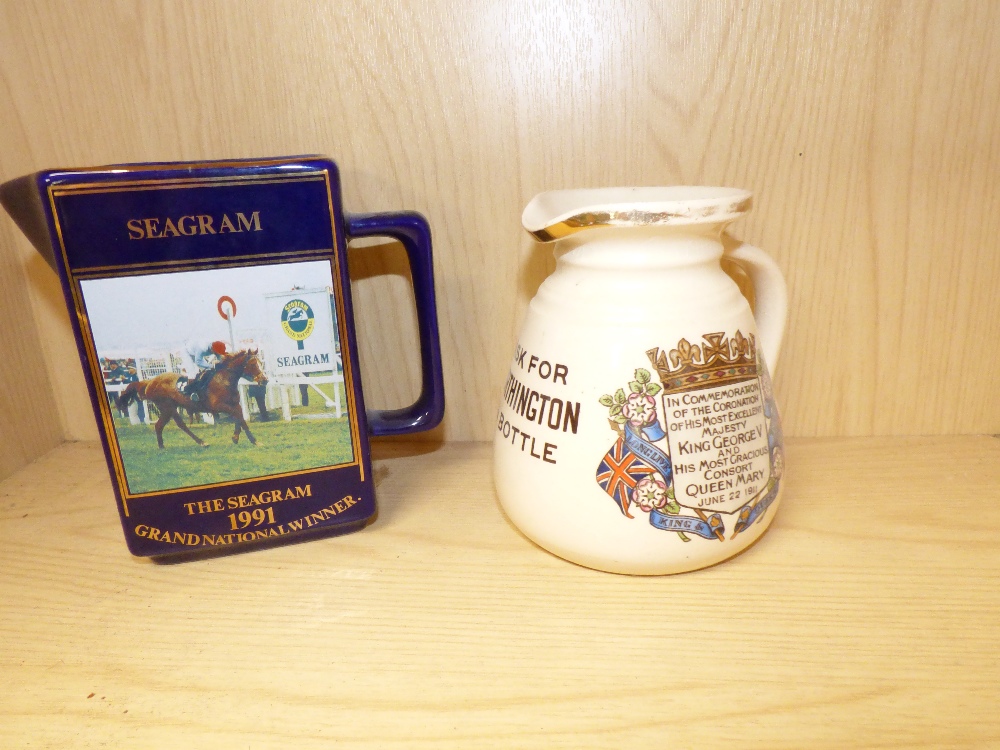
[116,349,268,449]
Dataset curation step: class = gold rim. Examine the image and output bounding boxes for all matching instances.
[528,195,753,242]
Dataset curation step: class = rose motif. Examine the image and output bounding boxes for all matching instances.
[632,476,667,511]
[623,392,657,427]
[598,368,661,428]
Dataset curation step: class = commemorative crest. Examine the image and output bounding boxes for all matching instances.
[595,332,784,542]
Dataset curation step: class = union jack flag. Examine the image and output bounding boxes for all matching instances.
[595,437,656,517]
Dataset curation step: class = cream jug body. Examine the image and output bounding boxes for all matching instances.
[494,187,787,574]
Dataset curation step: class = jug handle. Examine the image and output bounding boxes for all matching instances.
[724,240,788,372]
[345,211,446,436]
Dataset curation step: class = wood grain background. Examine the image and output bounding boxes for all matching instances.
[3,437,1000,747]
[2,0,1000,477]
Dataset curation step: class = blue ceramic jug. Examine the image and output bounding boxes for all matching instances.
[1,156,445,556]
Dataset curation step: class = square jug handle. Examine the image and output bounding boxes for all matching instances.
[346,211,446,435]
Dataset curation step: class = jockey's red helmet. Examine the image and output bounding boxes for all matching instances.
[211,341,227,356]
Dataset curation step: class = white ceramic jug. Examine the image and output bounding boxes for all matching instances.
[494,187,787,574]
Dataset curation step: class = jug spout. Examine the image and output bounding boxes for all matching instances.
[0,173,57,270]
[522,186,752,243]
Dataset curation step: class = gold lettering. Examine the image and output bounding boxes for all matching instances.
[177,215,198,236]
[147,526,162,541]
[161,218,180,237]
[126,213,261,239]
[142,218,161,239]
[236,211,261,232]
[135,524,150,537]
[160,531,200,546]
[333,501,346,513]
[185,498,224,514]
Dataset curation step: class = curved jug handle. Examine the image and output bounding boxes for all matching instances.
[724,241,788,372]
[345,211,446,436]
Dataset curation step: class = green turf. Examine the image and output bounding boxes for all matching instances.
[111,382,355,494]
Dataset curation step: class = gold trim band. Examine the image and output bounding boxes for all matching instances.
[528,196,753,243]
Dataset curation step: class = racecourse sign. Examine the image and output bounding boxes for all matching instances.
[264,288,338,375]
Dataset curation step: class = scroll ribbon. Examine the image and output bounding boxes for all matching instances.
[649,509,725,540]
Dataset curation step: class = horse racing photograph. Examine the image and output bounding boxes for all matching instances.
[79,259,356,495]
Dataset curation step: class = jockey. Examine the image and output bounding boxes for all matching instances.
[182,340,228,402]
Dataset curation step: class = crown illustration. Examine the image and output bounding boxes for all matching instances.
[646,331,758,394]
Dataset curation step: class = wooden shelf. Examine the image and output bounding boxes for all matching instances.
[2,437,999,747]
